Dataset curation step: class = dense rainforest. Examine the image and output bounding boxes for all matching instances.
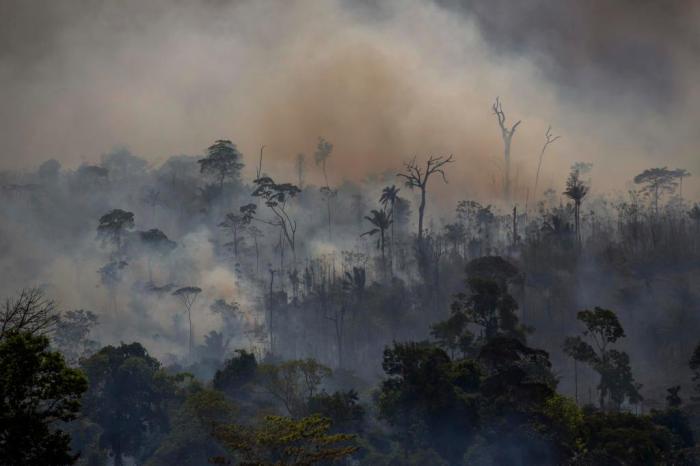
[1,133,699,465]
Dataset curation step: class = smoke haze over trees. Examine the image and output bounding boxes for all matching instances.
[1,0,700,465]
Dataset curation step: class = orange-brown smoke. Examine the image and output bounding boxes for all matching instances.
[1,0,698,202]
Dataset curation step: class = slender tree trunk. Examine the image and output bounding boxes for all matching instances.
[390,202,395,276]
[574,359,579,405]
[512,205,517,247]
[326,198,332,241]
[188,306,193,357]
[233,227,238,260]
[336,308,344,369]
[380,229,386,280]
[254,236,260,277]
[418,188,426,243]
[504,138,512,201]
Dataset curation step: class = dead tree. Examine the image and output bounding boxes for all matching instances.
[397,155,454,244]
[492,97,521,202]
[532,125,561,208]
[1,288,58,340]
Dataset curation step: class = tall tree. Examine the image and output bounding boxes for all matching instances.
[633,167,680,216]
[532,125,560,208]
[139,229,176,282]
[564,307,642,411]
[197,139,244,191]
[97,209,135,259]
[492,97,521,202]
[380,185,400,269]
[396,155,454,244]
[53,309,99,365]
[672,168,691,200]
[172,286,202,356]
[80,343,180,466]
[314,137,335,240]
[361,209,392,277]
[0,332,87,465]
[563,168,590,247]
[219,203,257,262]
[252,176,301,265]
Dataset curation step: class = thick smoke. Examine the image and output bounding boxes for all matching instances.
[1,0,698,200]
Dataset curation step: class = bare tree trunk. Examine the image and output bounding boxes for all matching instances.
[188,306,193,357]
[574,358,579,405]
[512,205,517,247]
[504,138,512,201]
[418,188,426,243]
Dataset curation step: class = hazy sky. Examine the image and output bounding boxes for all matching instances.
[1,0,699,200]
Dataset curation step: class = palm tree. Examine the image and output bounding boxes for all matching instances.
[380,185,400,270]
[361,209,392,277]
[563,169,589,247]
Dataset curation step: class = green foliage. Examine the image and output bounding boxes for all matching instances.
[307,390,365,433]
[256,359,332,418]
[378,342,479,463]
[542,394,586,454]
[430,310,474,358]
[212,414,357,466]
[213,350,258,395]
[80,342,185,465]
[577,307,625,345]
[146,388,236,466]
[0,332,87,465]
[564,307,641,411]
[451,276,526,342]
[579,412,682,465]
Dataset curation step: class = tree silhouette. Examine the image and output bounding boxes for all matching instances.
[380,185,400,270]
[633,167,680,216]
[492,97,521,201]
[0,332,87,465]
[397,155,454,244]
[361,209,392,276]
[80,343,179,466]
[197,139,244,191]
[1,288,58,340]
[139,228,176,282]
[97,209,135,259]
[219,203,256,262]
[563,168,589,247]
[252,176,301,265]
[173,286,202,356]
[315,137,335,240]
[563,307,642,411]
[140,187,161,225]
[672,168,691,199]
[532,125,560,208]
